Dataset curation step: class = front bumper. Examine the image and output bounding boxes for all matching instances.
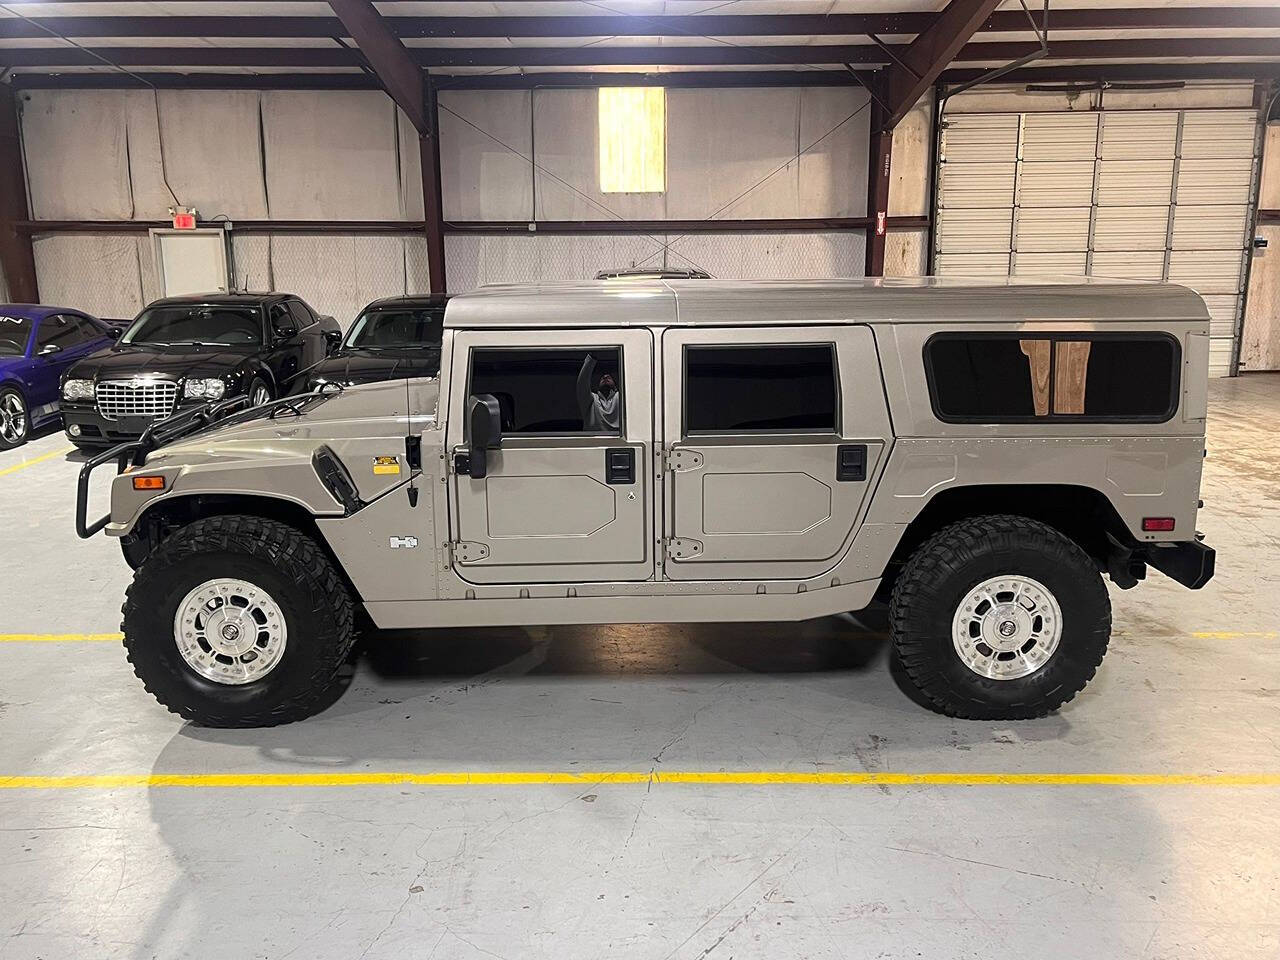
[61,399,206,445]
[1146,539,1215,590]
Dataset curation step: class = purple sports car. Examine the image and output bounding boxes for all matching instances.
[0,305,119,449]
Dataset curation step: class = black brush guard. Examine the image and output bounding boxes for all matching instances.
[75,395,251,538]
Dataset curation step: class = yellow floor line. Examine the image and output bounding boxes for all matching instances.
[0,447,71,478]
[0,633,121,643]
[1,771,1278,790]
[1191,631,1279,639]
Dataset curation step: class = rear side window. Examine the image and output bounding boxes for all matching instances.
[925,334,1180,422]
[685,344,838,434]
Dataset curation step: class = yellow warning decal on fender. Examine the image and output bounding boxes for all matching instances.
[372,456,401,475]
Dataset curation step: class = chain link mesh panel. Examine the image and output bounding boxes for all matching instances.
[31,233,152,321]
[229,233,431,327]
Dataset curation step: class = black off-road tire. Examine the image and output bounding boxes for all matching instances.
[889,515,1111,720]
[121,515,356,727]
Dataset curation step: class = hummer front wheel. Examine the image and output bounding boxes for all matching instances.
[121,515,356,727]
[889,515,1111,720]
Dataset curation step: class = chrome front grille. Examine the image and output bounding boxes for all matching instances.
[96,379,179,422]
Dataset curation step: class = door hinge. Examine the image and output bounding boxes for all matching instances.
[664,448,704,472]
[449,540,490,564]
[664,537,703,560]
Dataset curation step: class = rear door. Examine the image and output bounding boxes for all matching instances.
[661,325,891,581]
[447,327,655,584]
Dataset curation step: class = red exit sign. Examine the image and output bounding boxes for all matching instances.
[172,212,197,230]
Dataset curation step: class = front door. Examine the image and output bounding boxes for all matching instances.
[447,328,654,584]
[661,325,892,581]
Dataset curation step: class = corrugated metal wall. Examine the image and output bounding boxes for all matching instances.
[19,85,871,323]
[936,100,1261,377]
[1240,124,1280,371]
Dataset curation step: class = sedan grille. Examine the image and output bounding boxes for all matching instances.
[96,380,179,422]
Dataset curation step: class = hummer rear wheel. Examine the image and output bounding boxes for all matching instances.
[889,515,1111,720]
[122,514,356,727]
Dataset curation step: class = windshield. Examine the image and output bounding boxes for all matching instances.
[0,314,33,356]
[121,304,263,347]
[344,308,443,350]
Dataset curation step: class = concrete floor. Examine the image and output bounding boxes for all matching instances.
[1,376,1278,960]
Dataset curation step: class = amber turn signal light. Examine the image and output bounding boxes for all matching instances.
[132,476,166,491]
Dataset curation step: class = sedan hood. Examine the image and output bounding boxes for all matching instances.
[69,344,257,381]
[311,348,441,386]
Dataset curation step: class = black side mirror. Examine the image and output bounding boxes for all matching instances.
[323,329,342,350]
[274,325,298,341]
[465,393,503,479]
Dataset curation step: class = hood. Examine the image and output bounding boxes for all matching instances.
[69,343,258,381]
[145,378,430,464]
[311,347,441,386]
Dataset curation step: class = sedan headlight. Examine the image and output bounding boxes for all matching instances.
[62,379,94,401]
[183,378,226,400]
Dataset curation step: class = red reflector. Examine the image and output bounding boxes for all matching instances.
[1142,517,1176,532]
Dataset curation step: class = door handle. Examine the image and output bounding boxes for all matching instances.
[836,444,867,482]
[605,447,635,484]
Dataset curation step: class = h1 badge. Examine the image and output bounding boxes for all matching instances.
[372,455,401,476]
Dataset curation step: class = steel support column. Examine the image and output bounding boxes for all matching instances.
[865,95,894,277]
[0,87,37,303]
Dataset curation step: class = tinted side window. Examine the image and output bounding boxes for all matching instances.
[288,300,316,329]
[37,315,96,351]
[685,344,838,434]
[926,335,1179,422]
[469,347,623,435]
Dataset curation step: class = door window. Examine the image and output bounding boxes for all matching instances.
[36,315,96,353]
[684,344,838,434]
[469,347,624,436]
[287,300,317,329]
[269,303,295,337]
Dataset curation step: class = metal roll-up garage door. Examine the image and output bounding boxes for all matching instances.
[935,106,1262,376]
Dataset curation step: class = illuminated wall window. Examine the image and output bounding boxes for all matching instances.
[598,87,666,193]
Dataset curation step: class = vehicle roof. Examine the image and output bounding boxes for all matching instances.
[445,277,1211,329]
[362,294,450,310]
[147,292,290,307]
[0,303,92,320]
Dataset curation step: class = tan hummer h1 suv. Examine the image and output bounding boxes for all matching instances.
[76,277,1216,727]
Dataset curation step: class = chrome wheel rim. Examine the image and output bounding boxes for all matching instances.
[951,575,1062,680]
[173,578,287,685]
[0,393,27,444]
[250,383,270,406]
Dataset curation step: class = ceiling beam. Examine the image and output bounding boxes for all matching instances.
[2,38,1277,71]
[879,0,1003,131]
[1,8,1278,40]
[942,61,1280,84]
[323,0,444,295]
[7,70,868,91]
[324,0,423,127]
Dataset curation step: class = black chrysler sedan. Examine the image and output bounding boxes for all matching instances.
[60,292,340,449]
[307,295,447,390]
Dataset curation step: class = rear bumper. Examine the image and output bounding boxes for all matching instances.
[1146,539,1215,590]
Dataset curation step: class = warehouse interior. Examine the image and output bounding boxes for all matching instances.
[1,1,1279,958]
